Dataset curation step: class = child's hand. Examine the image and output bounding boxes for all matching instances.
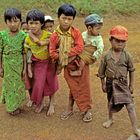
[29,31,39,43]
[129,85,134,94]
[22,69,26,81]
[0,68,4,78]
[102,84,107,93]
[91,56,96,63]
[68,56,76,63]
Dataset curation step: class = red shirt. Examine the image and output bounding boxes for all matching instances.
[49,27,84,60]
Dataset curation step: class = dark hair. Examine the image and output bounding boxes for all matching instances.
[4,8,21,23]
[58,4,76,19]
[26,9,45,25]
[21,21,27,26]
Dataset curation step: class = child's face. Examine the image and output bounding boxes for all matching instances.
[110,38,126,52]
[6,17,21,33]
[44,21,54,33]
[58,14,74,32]
[21,23,29,33]
[89,24,102,36]
[28,20,43,35]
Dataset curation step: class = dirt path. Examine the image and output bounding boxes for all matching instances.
[0,15,140,140]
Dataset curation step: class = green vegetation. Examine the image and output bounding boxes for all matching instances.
[0,0,140,22]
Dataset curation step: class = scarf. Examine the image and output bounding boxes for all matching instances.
[55,26,72,67]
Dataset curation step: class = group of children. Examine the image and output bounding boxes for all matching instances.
[0,3,140,138]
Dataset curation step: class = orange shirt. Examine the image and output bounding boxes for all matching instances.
[49,26,84,60]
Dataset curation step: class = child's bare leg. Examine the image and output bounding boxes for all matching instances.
[126,103,140,137]
[60,94,74,120]
[46,94,55,116]
[103,102,113,128]
[28,63,33,78]
[70,60,85,76]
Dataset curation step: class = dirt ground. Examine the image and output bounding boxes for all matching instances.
[0,15,140,140]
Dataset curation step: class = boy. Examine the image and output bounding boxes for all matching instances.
[49,4,92,122]
[98,25,140,137]
[43,15,55,33]
[70,13,104,76]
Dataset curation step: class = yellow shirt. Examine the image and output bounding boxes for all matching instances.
[24,30,51,60]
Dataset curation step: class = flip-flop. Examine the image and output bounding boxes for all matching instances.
[60,111,73,120]
[82,112,92,122]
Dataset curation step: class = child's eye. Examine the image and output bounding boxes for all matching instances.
[35,22,39,25]
[28,21,33,25]
[62,17,66,20]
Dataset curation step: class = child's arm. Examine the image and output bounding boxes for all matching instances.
[36,39,49,46]
[100,78,106,93]
[127,53,135,94]
[97,54,107,92]
[0,33,4,78]
[29,31,49,46]
[0,52,3,78]
[92,36,104,60]
[129,71,134,94]
[22,53,26,78]
[68,29,84,57]
[49,33,59,60]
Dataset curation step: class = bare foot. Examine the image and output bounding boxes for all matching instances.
[70,70,81,76]
[34,103,44,113]
[134,129,140,138]
[46,105,55,116]
[26,100,33,107]
[102,119,113,128]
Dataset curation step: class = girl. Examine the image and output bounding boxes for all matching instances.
[0,8,26,115]
[24,9,58,115]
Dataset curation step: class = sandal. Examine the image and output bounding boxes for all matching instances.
[60,111,73,120]
[9,108,21,116]
[82,111,92,122]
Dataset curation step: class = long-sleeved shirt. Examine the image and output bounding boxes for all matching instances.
[82,31,104,60]
[49,26,84,60]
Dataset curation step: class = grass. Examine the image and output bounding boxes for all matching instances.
[0,0,140,24]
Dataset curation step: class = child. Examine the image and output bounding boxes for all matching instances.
[49,4,92,122]
[0,8,26,115]
[21,20,29,33]
[98,25,140,137]
[70,13,104,76]
[43,15,55,33]
[24,9,58,115]
[26,15,55,108]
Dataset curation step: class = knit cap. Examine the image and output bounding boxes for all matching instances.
[85,14,103,25]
